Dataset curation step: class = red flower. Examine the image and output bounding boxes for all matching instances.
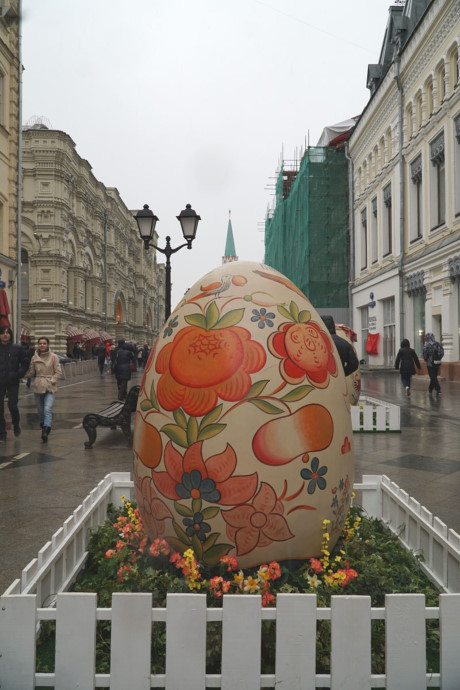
[155,325,266,417]
[134,471,173,540]
[268,321,337,388]
[152,440,258,506]
[222,482,294,556]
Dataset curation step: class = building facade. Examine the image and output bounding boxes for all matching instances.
[349,0,460,379]
[0,1,20,331]
[20,123,164,354]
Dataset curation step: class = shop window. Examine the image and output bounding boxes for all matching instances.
[413,292,426,358]
[383,297,396,367]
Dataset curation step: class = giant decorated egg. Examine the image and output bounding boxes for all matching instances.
[133,261,354,568]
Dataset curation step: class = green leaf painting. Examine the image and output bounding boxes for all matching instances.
[199,404,223,430]
[184,313,207,328]
[280,385,314,402]
[213,308,245,329]
[173,408,187,430]
[160,424,188,447]
[205,302,220,329]
[197,423,226,441]
[248,399,284,415]
[245,379,269,399]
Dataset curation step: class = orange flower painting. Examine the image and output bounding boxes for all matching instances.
[155,325,266,417]
[268,321,337,388]
[222,482,294,556]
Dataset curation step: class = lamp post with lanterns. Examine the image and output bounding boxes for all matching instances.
[134,203,201,323]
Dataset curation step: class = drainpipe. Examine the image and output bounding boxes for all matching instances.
[394,54,405,342]
[104,209,108,331]
[344,141,354,329]
[16,0,23,343]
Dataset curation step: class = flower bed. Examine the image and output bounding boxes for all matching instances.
[2,473,460,689]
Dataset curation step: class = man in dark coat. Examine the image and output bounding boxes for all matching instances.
[113,340,135,400]
[96,342,107,376]
[321,315,359,377]
[0,326,29,440]
[395,338,421,395]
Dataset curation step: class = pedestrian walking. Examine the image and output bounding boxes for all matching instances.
[0,326,28,441]
[423,332,444,396]
[25,336,62,443]
[141,343,150,369]
[395,339,421,395]
[113,339,135,400]
[96,342,107,376]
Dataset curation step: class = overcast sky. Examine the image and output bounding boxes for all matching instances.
[21,0,395,311]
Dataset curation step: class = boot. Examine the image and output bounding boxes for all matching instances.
[41,426,51,443]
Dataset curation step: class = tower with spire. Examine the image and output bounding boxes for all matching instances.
[222,210,238,264]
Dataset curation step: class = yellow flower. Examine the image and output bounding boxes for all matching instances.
[307,574,321,588]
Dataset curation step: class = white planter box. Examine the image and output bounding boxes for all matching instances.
[1,472,459,689]
[352,395,400,432]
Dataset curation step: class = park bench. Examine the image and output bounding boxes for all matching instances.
[83,384,140,449]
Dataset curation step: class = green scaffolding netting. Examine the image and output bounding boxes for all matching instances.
[264,147,349,309]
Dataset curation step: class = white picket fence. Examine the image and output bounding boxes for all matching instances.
[351,395,400,432]
[2,472,460,689]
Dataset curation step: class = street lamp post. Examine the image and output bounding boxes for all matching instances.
[134,203,201,322]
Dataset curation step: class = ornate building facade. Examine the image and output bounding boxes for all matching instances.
[20,123,164,353]
[0,1,20,330]
[349,0,460,379]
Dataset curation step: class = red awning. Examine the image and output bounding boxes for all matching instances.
[65,325,85,342]
[99,330,113,344]
[0,289,11,327]
[83,328,102,346]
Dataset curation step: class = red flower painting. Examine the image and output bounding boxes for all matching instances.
[222,482,294,556]
[268,321,337,388]
[134,472,173,540]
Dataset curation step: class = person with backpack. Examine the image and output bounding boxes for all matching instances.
[423,333,444,396]
[395,339,421,396]
[25,336,62,442]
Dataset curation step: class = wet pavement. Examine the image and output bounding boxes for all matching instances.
[1,367,459,594]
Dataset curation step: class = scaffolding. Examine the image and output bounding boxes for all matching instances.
[264,146,349,309]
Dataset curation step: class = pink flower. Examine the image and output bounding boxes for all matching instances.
[149,538,171,558]
[222,482,294,556]
[309,558,323,574]
[105,549,116,559]
[262,591,275,608]
[220,555,238,572]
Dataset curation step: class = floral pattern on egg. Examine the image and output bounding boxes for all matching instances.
[134,261,354,568]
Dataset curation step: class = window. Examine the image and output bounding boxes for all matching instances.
[430,131,446,229]
[454,114,460,216]
[361,208,367,270]
[383,297,396,367]
[386,128,392,161]
[21,249,29,302]
[406,104,413,141]
[383,184,392,256]
[415,93,422,131]
[371,197,378,264]
[410,155,423,242]
[437,63,446,106]
[426,78,434,117]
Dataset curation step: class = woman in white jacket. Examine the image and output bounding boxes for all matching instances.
[25,337,62,442]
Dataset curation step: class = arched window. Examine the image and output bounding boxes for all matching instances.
[116,298,123,323]
[437,62,446,105]
[406,104,413,141]
[426,77,434,117]
[415,92,422,131]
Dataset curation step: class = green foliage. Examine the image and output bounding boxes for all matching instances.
[36,502,441,677]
